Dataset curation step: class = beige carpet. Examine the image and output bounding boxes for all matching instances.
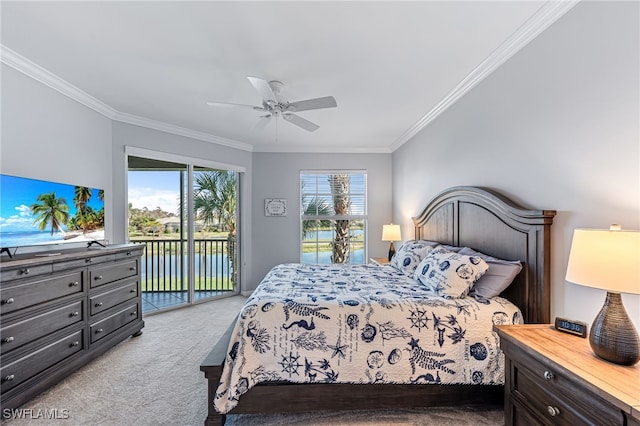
[3,296,504,426]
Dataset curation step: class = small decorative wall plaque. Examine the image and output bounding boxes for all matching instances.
[265,198,287,217]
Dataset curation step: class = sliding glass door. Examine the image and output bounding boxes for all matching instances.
[127,154,239,313]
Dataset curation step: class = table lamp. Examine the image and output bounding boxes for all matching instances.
[382,224,401,261]
[565,226,640,365]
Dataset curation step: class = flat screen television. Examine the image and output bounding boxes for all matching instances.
[0,173,105,254]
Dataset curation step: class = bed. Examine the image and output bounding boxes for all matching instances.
[200,186,556,425]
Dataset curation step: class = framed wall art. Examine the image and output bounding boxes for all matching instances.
[264,198,287,217]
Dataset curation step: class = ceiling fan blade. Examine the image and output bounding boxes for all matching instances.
[283,113,320,132]
[286,96,337,112]
[206,101,265,111]
[247,77,276,103]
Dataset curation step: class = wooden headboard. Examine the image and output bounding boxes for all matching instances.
[412,186,556,324]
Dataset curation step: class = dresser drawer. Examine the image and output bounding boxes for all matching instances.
[510,353,625,425]
[512,396,550,426]
[0,264,53,282]
[53,254,116,272]
[90,304,139,343]
[0,271,84,314]
[89,260,138,288]
[89,280,138,316]
[115,247,143,261]
[0,328,84,393]
[1,299,84,355]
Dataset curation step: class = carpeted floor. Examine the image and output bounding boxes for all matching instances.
[2,296,504,425]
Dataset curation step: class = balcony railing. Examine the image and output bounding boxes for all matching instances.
[131,238,236,293]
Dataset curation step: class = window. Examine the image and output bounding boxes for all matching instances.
[300,171,367,264]
[126,148,243,313]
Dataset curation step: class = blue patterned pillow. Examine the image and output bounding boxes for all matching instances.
[389,240,438,276]
[415,246,489,298]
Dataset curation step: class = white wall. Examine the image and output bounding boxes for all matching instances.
[1,64,114,241]
[392,1,639,328]
[1,63,255,291]
[250,152,392,291]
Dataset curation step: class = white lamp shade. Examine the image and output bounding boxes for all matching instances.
[382,224,401,242]
[565,228,640,295]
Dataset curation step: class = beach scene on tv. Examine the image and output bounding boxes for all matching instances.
[0,174,105,249]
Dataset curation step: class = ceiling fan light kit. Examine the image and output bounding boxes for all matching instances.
[207,76,337,132]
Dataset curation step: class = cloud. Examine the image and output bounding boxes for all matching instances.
[0,214,35,231]
[128,188,180,214]
[15,204,32,217]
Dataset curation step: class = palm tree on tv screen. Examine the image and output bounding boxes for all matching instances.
[30,192,70,235]
[73,186,92,215]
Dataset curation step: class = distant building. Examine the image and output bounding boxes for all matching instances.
[157,217,205,233]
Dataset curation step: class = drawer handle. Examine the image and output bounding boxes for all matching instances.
[129,267,136,271]
[69,281,80,287]
[130,311,136,316]
[130,289,137,293]
[543,370,555,381]
[19,268,30,275]
[94,275,103,281]
[70,341,80,347]
[2,336,15,343]
[126,251,132,256]
[70,311,80,317]
[3,374,15,383]
[95,302,103,307]
[547,406,560,417]
[2,298,15,305]
[95,328,104,334]
[85,258,93,264]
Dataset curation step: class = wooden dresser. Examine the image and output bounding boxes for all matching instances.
[0,244,145,411]
[495,324,640,426]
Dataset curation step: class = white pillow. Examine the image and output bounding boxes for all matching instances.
[390,240,438,276]
[415,246,489,299]
[458,247,523,299]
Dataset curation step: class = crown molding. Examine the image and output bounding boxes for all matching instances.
[2,0,579,156]
[112,111,254,152]
[1,45,118,119]
[1,44,254,152]
[253,143,392,154]
[389,0,581,152]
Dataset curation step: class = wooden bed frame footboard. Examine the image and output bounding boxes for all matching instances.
[201,186,556,425]
[201,321,503,425]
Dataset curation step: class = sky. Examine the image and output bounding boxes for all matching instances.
[128,171,182,214]
[0,174,103,233]
[129,171,366,215]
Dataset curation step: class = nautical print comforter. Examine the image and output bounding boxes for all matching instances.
[214,263,523,414]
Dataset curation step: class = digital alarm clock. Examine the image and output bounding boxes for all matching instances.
[554,317,588,338]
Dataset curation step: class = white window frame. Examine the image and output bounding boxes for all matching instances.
[300,170,368,264]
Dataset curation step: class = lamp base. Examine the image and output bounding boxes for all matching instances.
[589,292,640,366]
[388,242,396,261]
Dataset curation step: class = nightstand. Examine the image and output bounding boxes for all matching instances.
[369,257,390,266]
[495,324,640,425]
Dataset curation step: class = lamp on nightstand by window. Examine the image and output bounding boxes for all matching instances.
[382,224,401,261]
[565,225,640,365]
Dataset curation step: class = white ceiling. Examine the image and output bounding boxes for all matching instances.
[1,1,577,153]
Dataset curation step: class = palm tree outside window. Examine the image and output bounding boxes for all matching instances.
[300,171,367,264]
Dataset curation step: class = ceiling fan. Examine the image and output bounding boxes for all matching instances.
[206,77,337,132]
